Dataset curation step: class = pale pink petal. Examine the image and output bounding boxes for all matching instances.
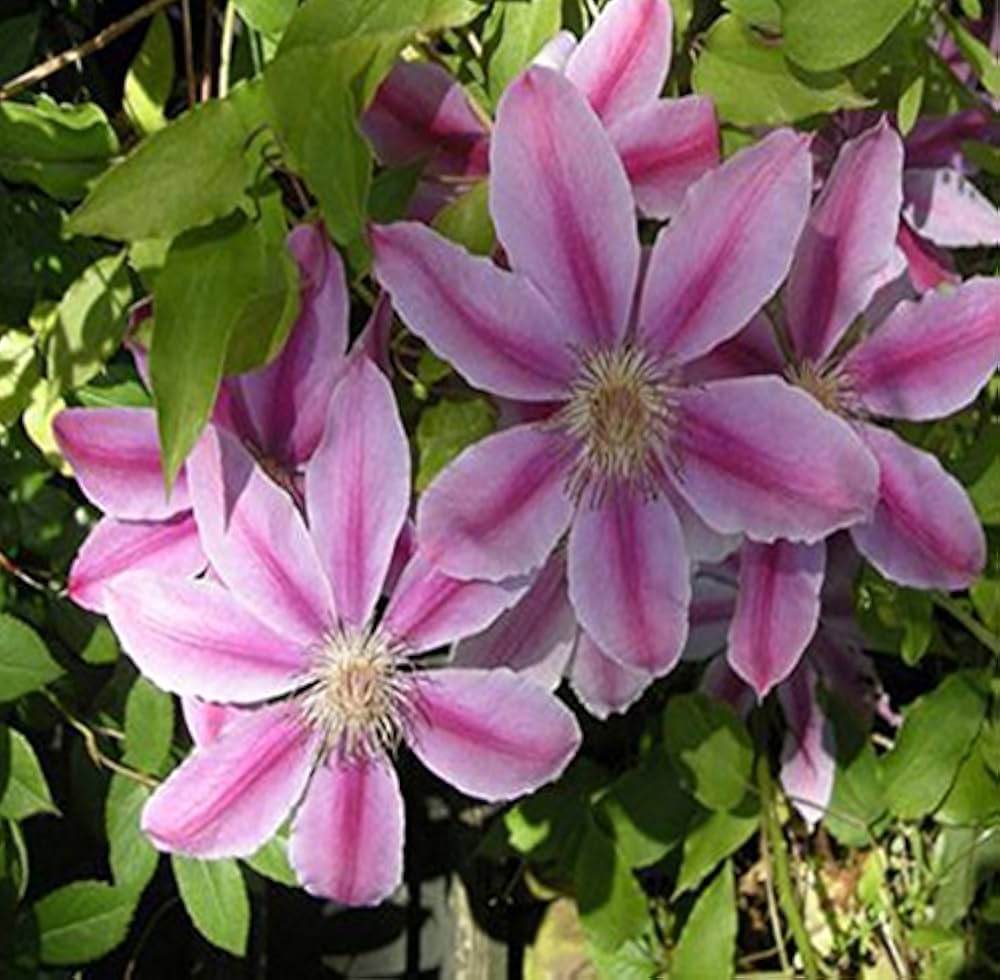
[142,704,316,858]
[785,122,904,364]
[305,357,410,627]
[533,30,577,71]
[490,67,640,348]
[569,631,651,719]
[683,575,737,662]
[700,656,754,716]
[902,168,1000,248]
[451,551,576,690]
[674,377,878,542]
[218,224,349,467]
[407,667,581,800]
[68,513,204,614]
[565,0,671,123]
[181,698,237,747]
[778,662,835,828]
[53,407,188,520]
[609,95,719,219]
[289,755,404,906]
[850,425,986,590]
[417,424,574,582]
[728,541,825,699]
[681,312,784,385]
[104,573,307,702]
[841,277,1000,421]
[567,488,689,675]
[896,221,958,293]
[384,519,416,597]
[664,479,743,563]
[371,222,577,400]
[637,129,812,364]
[189,426,333,644]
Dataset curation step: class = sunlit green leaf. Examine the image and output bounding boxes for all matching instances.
[0,614,62,702]
[0,726,57,820]
[33,880,136,965]
[172,856,250,956]
[123,13,174,135]
[672,862,736,979]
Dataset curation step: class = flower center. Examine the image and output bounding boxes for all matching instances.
[553,345,678,503]
[300,627,412,761]
[784,360,853,416]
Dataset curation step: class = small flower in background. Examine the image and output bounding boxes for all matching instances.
[101,356,581,906]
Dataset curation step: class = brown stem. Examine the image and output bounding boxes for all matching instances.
[181,0,197,107]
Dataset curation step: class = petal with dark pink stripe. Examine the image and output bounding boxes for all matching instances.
[570,631,651,719]
[681,312,783,385]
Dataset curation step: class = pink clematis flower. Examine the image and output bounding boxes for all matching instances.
[372,67,878,682]
[54,224,359,613]
[102,356,581,906]
[363,0,719,220]
[691,120,999,697]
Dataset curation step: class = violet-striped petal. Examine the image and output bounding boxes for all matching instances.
[142,704,315,859]
[842,277,1000,421]
[728,540,826,699]
[896,221,958,293]
[290,755,404,906]
[902,168,1000,248]
[567,488,689,675]
[778,662,835,828]
[181,698,238,747]
[451,551,577,690]
[637,129,812,365]
[570,631,651,719]
[565,0,671,123]
[491,66,640,348]
[371,222,577,400]
[68,512,204,614]
[407,667,581,801]
[306,357,410,627]
[382,553,526,655]
[785,122,904,363]
[700,657,754,717]
[609,95,719,219]
[683,575,737,662]
[681,312,783,385]
[674,377,878,543]
[850,425,985,590]
[417,424,574,582]
[53,407,188,519]
[105,573,307,702]
[189,426,333,644]
[357,292,394,375]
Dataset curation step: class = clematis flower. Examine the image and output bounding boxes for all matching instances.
[691,120,998,696]
[372,67,878,682]
[363,0,719,220]
[54,224,355,613]
[102,356,581,906]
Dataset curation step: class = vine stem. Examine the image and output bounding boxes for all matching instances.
[218,0,238,98]
[932,592,1000,656]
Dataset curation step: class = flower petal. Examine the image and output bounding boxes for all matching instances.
[902,168,1000,248]
[637,129,812,364]
[664,479,743,563]
[451,551,576,690]
[681,311,784,385]
[407,667,581,801]
[371,221,577,400]
[683,574,737,662]
[567,488,689,675]
[728,540,825,699]
[701,657,754,717]
[417,424,574,581]
[189,426,333,644]
[491,66,640,348]
[609,95,719,219]
[850,425,985,590]
[181,698,238,747]
[68,513,204,614]
[306,357,411,627]
[674,377,878,543]
[842,277,1000,422]
[569,631,651,719]
[533,30,577,71]
[896,221,958,293]
[105,573,307,702]
[142,704,315,858]
[289,755,404,906]
[785,122,904,364]
[565,0,672,123]
[53,407,188,519]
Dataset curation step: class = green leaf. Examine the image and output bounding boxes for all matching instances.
[0,614,62,702]
[235,0,298,39]
[33,881,136,965]
[244,829,297,886]
[368,163,424,223]
[691,15,872,126]
[0,96,118,201]
[46,252,132,393]
[67,98,256,241]
[896,62,926,138]
[663,693,753,811]
[932,825,1000,927]
[0,4,40,84]
[970,572,1000,634]
[899,588,934,665]
[0,726,57,820]
[723,0,781,30]
[0,329,40,427]
[937,737,1000,827]
[484,0,563,104]
[779,0,915,72]
[674,797,759,896]
[105,776,158,894]
[123,676,175,776]
[883,671,988,820]
[416,397,497,491]
[432,180,496,255]
[172,856,250,956]
[672,863,736,979]
[940,9,1000,98]
[124,14,174,135]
